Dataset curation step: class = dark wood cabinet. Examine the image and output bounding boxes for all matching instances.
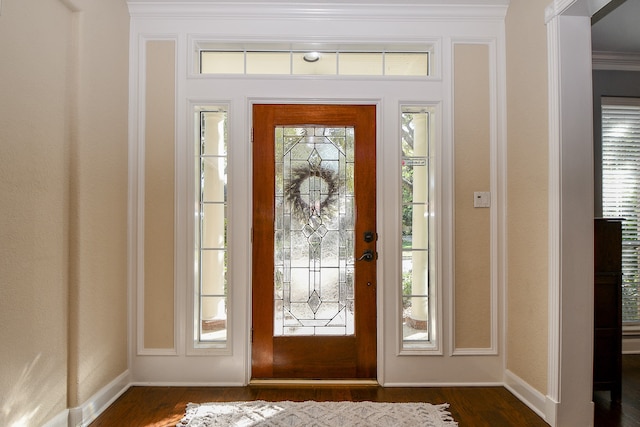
[594,218,623,401]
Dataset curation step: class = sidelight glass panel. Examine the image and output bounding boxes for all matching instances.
[195,108,228,346]
[274,126,355,336]
[401,107,435,350]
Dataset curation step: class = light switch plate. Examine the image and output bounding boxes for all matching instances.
[474,191,491,208]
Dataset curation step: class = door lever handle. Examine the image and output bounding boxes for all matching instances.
[358,249,375,262]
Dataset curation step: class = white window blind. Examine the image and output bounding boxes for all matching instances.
[602,97,640,324]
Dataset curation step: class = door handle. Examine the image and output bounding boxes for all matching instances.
[358,249,376,262]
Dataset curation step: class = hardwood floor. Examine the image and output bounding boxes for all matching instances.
[90,355,640,426]
[594,354,640,427]
[91,385,547,426]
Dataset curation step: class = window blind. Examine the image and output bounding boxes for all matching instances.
[602,98,640,324]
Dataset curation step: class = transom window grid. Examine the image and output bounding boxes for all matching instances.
[602,98,640,325]
[199,48,430,77]
[196,108,229,346]
[401,107,435,350]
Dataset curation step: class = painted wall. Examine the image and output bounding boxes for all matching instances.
[0,0,129,424]
[505,0,550,394]
[0,2,71,424]
[70,0,129,407]
[454,43,492,350]
[144,40,176,349]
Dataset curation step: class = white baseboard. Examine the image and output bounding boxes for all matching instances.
[382,381,503,387]
[41,409,69,427]
[68,370,131,427]
[503,370,547,422]
[130,380,245,387]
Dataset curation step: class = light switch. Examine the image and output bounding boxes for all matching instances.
[474,191,491,208]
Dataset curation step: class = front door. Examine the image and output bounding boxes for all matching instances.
[252,104,377,379]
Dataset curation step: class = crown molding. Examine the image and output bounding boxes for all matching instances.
[545,0,611,22]
[592,50,640,71]
[127,1,509,21]
[545,0,577,22]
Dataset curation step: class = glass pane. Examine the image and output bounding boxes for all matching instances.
[201,157,226,202]
[339,52,383,75]
[274,126,355,336]
[200,296,227,342]
[246,51,290,74]
[292,52,338,75]
[385,52,429,76]
[201,51,244,74]
[403,296,429,347]
[201,249,226,295]
[201,203,226,248]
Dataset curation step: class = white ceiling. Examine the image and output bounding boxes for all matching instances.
[591,0,640,53]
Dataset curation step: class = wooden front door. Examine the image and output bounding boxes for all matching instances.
[252,104,377,379]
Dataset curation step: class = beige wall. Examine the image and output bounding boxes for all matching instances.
[505,0,550,393]
[144,40,176,349]
[71,0,130,406]
[0,0,129,424]
[454,44,492,349]
[0,1,71,424]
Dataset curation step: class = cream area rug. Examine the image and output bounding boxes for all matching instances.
[176,400,458,427]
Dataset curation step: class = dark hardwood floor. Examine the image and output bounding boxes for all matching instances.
[90,385,547,426]
[594,354,640,427]
[91,355,640,426]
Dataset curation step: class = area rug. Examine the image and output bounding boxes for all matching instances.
[176,400,458,426]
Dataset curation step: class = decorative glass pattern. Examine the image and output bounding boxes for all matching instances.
[274,126,355,336]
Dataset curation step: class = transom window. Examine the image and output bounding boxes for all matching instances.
[198,45,431,76]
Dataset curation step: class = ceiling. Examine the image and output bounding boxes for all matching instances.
[591,0,640,53]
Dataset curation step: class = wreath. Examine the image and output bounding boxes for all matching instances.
[286,165,339,222]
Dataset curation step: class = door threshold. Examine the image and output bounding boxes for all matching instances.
[250,379,379,387]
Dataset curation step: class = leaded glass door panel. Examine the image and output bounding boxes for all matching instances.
[252,104,376,379]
